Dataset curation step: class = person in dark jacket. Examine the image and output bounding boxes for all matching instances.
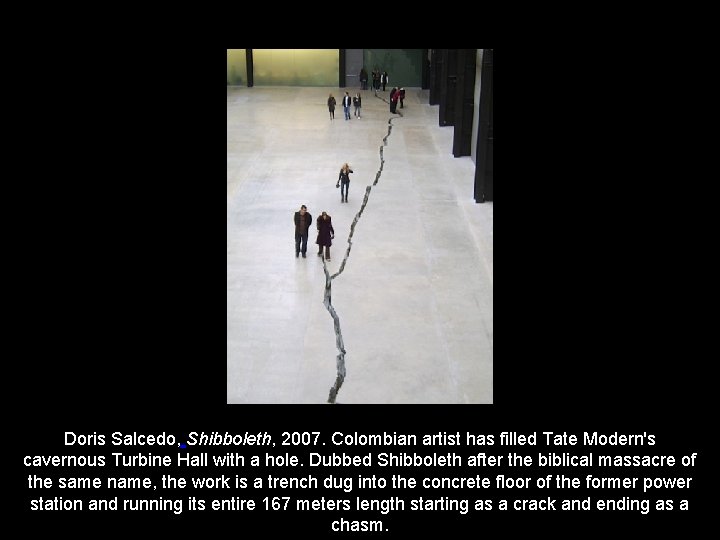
[336,163,353,203]
[399,87,406,108]
[293,205,312,258]
[359,68,368,90]
[381,71,388,91]
[342,92,352,120]
[327,93,336,120]
[372,69,380,93]
[316,212,335,260]
[353,93,362,118]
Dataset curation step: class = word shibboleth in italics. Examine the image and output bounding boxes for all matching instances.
[60,430,658,447]
[32,430,672,469]
[62,431,274,447]
[24,430,701,523]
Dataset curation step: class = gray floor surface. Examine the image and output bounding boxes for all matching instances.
[227,86,493,403]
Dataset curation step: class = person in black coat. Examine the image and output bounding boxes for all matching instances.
[359,67,368,90]
[342,92,352,120]
[327,93,336,120]
[372,69,380,93]
[337,163,354,203]
[353,93,362,118]
[316,212,335,260]
[293,204,312,258]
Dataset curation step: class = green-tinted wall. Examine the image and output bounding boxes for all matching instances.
[227,49,247,85]
[253,49,338,86]
[228,49,422,87]
[363,49,423,87]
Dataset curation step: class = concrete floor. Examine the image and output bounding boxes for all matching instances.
[227,86,492,404]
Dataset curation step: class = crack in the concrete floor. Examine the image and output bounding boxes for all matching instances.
[324,103,401,404]
[322,256,346,404]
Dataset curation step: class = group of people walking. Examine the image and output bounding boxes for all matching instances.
[328,68,406,120]
[372,69,389,93]
[360,67,388,92]
[307,68,404,259]
[328,92,362,120]
[293,163,354,260]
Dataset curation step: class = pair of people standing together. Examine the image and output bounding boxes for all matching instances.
[294,206,335,260]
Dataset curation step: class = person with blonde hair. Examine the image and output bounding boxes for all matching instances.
[336,163,354,203]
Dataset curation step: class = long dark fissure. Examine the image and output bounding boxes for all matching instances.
[325,97,403,404]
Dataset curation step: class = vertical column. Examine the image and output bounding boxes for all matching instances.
[453,49,477,157]
[429,49,442,105]
[439,49,458,126]
[339,49,346,88]
[245,49,253,88]
[474,49,493,203]
[421,49,430,89]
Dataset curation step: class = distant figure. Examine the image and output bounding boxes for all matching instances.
[342,92,352,120]
[293,205,312,258]
[327,93,336,120]
[381,71,389,91]
[353,93,362,118]
[337,163,354,203]
[359,68,368,90]
[399,87,406,108]
[316,212,335,260]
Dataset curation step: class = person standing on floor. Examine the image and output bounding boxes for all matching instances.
[353,93,362,118]
[381,71,389,91]
[399,87,406,108]
[342,92,352,120]
[327,93,336,120]
[316,211,335,260]
[360,67,368,90]
[293,204,312,258]
[336,163,353,203]
[390,87,399,113]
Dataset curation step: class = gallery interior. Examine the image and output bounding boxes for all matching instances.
[227,49,493,403]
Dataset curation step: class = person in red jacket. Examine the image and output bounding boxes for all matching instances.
[390,87,399,114]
